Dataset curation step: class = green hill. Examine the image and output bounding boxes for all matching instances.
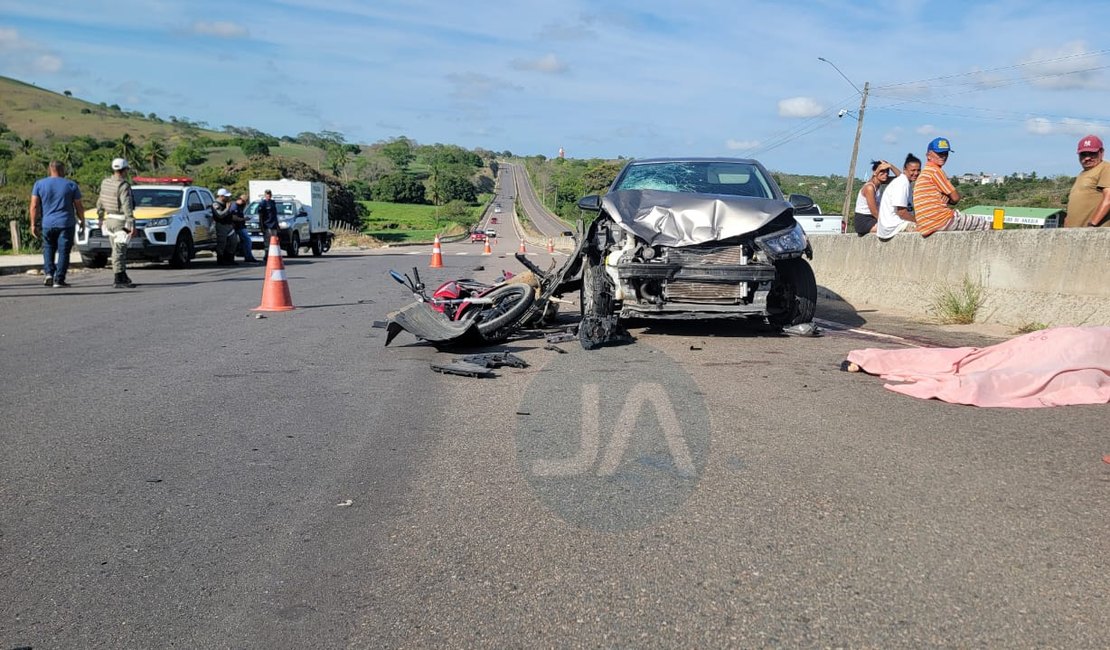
[0,75,326,167]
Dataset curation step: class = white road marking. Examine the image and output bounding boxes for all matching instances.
[814,318,923,347]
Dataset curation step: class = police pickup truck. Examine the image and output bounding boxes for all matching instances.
[76,177,218,268]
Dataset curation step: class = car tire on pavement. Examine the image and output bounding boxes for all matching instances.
[168,233,194,268]
[81,253,109,269]
[768,258,817,327]
[287,232,300,258]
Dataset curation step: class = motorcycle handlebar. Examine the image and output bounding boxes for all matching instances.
[389,270,408,286]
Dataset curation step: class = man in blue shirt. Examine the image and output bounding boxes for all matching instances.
[30,161,85,287]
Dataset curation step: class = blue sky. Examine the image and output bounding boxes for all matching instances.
[2,0,1109,178]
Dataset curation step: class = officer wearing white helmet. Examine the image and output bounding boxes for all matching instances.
[96,158,137,288]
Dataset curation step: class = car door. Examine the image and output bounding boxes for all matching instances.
[189,189,215,244]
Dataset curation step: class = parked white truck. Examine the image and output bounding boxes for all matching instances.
[246,179,332,256]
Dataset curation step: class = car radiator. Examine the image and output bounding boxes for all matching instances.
[664,244,750,303]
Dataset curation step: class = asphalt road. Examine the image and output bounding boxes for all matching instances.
[1,250,1107,648]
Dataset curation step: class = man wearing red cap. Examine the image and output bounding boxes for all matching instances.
[1066,134,1110,227]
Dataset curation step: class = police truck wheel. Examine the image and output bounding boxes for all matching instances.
[287,232,300,258]
[311,235,323,256]
[168,233,194,268]
[81,253,108,269]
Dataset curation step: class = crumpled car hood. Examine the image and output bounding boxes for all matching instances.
[601,189,792,247]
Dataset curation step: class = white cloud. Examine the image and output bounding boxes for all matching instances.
[969,67,1008,89]
[726,139,760,150]
[1021,41,1104,90]
[883,128,902,145]
[1025,116,1106,136]
[777,97,824,118]
[916,124,939,136]
[0,26,63,74]
[446,71,520,101]
[190,21,247,38]
[0,27,20,49]
[1025,117,1053,135]
[511,53,567,74]
[34,54,62,73]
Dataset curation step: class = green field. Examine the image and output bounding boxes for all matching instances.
[362,200,485,243]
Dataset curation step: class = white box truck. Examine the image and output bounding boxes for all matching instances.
[247,179,333,256]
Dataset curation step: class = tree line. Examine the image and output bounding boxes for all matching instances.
[0,122,498,251]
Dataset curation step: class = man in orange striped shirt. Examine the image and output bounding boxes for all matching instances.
[912,137,990,236]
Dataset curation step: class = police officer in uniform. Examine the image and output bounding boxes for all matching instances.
[96,158,137,289]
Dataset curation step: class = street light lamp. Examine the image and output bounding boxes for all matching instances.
[819,57,870,223]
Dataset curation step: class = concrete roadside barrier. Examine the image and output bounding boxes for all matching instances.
[809,228,1110,327]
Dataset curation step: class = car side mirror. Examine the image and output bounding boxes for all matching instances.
[788,193,815,211]
[298,209,307,217]
[577,195,602,212]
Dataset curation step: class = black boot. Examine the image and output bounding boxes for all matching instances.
[121,272,138,287]
[114,273,135,289]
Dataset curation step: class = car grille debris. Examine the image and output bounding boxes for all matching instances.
[430,352,529,378]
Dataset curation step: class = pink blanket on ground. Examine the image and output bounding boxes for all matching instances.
[846,327,1110,408]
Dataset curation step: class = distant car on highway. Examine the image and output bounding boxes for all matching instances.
[470,231,487,243]
[484,228,497,238]
[490,216,499,224]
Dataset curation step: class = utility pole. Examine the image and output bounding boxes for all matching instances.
[818,57,869,223]
[842,81,869,222]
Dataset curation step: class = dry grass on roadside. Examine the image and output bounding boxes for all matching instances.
[1013,321,1049,334]
[929,276,986,325]
[332,232,383,249]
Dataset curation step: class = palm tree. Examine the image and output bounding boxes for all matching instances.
[18,138,35,154]
[53,142,80,170]
[115,133,137,162]
[141,140,167,172]
[326,144,351,180]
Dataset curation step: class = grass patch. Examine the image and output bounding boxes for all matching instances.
[929,276,986,324]
[361,200,482,243]
[1014,321,1049,334]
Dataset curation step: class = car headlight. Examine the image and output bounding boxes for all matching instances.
[279,220,290,229]
[146,218,171,227]
[755,223,808,259]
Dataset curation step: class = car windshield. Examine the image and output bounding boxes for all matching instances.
[246,201,296,216]
[614,161,774,199]
[132,189,183,208]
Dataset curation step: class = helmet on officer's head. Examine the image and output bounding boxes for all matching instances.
[111,158,129,171]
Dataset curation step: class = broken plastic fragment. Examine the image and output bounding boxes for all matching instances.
[782,322,820,337]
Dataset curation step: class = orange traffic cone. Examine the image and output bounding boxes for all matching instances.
[483,237,492,255]
[430,234,444,268]
[519,239,527,253]
[547,238,555,253]
[254,236,295,312]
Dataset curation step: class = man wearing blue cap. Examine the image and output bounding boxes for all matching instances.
[912,137,990,236]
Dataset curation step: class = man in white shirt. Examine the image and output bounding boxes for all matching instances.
[877,153,921,240]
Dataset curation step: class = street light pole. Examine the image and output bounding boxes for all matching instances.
[818,57,869,222]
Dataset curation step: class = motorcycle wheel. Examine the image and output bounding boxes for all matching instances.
[471,284,535,341]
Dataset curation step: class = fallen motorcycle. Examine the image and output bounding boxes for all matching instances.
[383,266,535,347]
[383,236,585,348]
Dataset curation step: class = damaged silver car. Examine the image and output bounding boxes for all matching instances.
[576,157,818,349]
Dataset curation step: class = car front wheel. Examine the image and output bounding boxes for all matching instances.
[579,252,616,350]
[168,233,193,268]
[81,253,108,269]
[767,258,817,327]
[287,232,300,258]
